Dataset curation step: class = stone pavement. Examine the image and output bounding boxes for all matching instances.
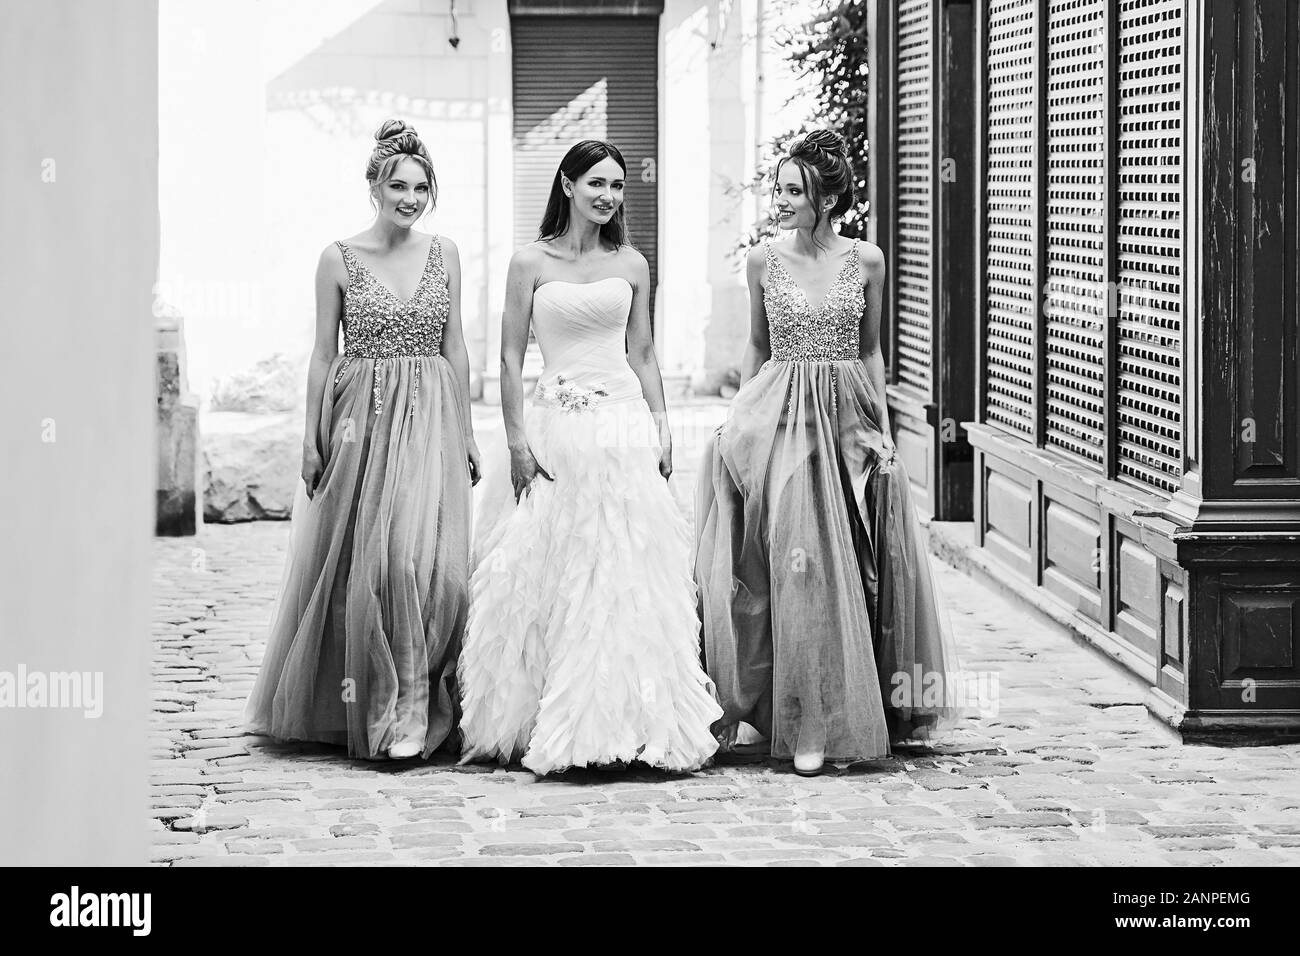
[150,401,1300,866]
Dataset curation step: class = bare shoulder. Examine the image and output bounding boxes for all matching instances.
[618,243,649,273]
[512,242,547,266]
[856,239,886,277]
[745,242,768,283]
[317,242,346,281]
[507,243,546,284]
[509,243,542,268]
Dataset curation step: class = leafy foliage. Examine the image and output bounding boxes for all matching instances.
[731,0,872,261]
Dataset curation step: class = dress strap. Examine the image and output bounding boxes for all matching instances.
[335,240,358,281]
[426,234,444,279]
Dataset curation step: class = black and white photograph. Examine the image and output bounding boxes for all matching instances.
[2,0,1297,905]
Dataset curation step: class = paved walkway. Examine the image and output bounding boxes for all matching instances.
[150,402,1300,866]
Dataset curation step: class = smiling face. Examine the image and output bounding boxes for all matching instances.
[564,156,626,227]
[372,156,432,226]
[772,158,835,231]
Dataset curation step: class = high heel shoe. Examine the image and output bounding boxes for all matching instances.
[793,751,825,777]
[387,739,422,760]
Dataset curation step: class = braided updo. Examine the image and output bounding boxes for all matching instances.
[365,118,438,210]
[776,129,854,238]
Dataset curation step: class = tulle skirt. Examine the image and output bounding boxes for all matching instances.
[458,396,722,776]
[243,353,471,759]
[694,359,964,762]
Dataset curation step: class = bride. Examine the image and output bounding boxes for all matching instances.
[457,140,721,776]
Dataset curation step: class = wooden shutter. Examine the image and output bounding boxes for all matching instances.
[511,15,659,300]
[983,0,1038,437]
[894,0,934,396]
[1043,0,1107,468]
[1115,0,1183,492]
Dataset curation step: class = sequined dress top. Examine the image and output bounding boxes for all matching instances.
[337,238,450,358]
[763,239,863,363]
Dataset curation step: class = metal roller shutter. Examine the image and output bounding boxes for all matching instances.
[895,0,934,397]
[984,0,1039,437]
[1044,0,1107,468]
[1115,0,1183,493]
[511,15,659,306]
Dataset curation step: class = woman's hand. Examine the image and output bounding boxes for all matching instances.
[509,443,553,502]
[881,432,897,462]
[658,423,674,481]
[466,439,482,486]
[301,441,324,499]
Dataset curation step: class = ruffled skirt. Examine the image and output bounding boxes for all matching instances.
[694,359,964,761]
[459,396,722,776]
[243,354,471,759]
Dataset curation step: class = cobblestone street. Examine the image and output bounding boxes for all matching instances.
[149,403,1300,866]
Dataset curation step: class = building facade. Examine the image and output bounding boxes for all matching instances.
[159,0,815,407]
[864,0,1300,741]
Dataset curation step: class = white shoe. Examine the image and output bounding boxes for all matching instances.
[735,722,766,746]
[387,739,422,759]
[793,750,825,776]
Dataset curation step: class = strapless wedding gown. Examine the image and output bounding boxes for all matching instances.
[458,277,722,776]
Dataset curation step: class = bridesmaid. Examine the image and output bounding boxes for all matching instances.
[694,129,963,776]
[244,119,480,760]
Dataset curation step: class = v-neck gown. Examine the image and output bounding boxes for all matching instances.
[694,240,964,762]
[243,236,471,760]
[457,277,722,776]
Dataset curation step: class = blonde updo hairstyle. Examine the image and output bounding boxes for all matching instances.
[365,118,438,215]
[775,129,854,244]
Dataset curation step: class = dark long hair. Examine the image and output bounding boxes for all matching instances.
[538,140,630,248]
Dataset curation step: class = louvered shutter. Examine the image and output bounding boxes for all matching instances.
[1043,0,1107,467]
[895,0,934,396]
[984,0,1038,437]
[1115,0,1183,492]
[511,15,659,303]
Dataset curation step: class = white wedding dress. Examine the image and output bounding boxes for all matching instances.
[458,276,722,776]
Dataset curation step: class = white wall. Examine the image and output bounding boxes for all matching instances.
[160,0,511,407]
[661,0,817,386]
[0,0,156,866]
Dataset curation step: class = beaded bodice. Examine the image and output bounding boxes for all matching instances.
[336,237,450,359]
[764,240,863,362]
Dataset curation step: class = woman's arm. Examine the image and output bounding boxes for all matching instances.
[739,244,771,384]
[624,249,673,479]
[858,242,894,452]
[500,249,535,451]
[302,245,344,497]
[436,236,481,484]
[500,248,551,498]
